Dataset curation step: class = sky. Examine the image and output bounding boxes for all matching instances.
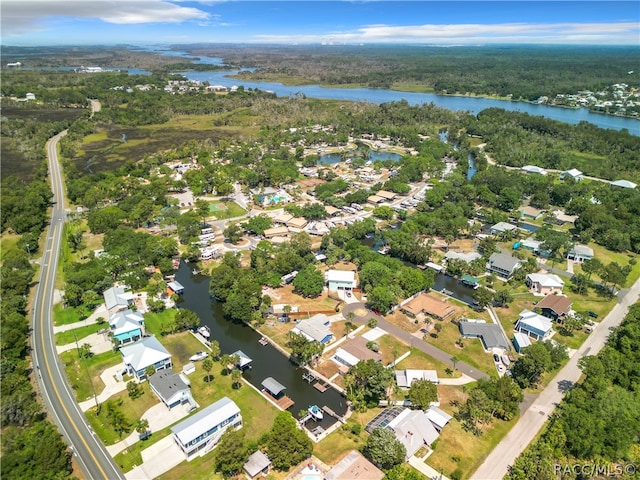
[2,1,639,46]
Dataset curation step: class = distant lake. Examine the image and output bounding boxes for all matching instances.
[318,148,402,165]
[183,70,639,135]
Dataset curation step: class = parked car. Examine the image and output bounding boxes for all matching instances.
[493,353,500,363]
[346,291,352,297]
[587,311,599,318]
[585,327,593,334]
[498,364,504,372]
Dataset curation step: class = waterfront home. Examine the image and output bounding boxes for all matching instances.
[109,309,144,345]
[444,250,481,264]
[171,397,242,458]
[515,310,554,341]
[325,269,356,292]
[394,369,439,388]
[103,285,134,312]
[401,293,455,320]
[489,222,518,235]
[148,368,196,410]
[333,336,382,370]
[487,252,522,280]
[243,450,272,479]
[567,244,594,262]
[526,273,565,295]
[536,294,572,321]
[292,314,334,344]
[120,336,172,381]
[458,320,510,350]
[325,450,384,480]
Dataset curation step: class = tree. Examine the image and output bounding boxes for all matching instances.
[473,287,493,309]
[450,355,459,370]
[266,412,313,470]
[344,359,394,410]
[195,198,210,224]
[145,365,156,378]
[202,358,214,382]
[494,288,513,307]
[175,308,201,331]
[223,223,244,244]
[363,427,406,470]
[176,210,201,245]
[511,342,552,388]
[127,380,143,400]
[581,257,603,281]
[214,428,247,478]
[570,273,590,295]
[231,368,242,389]
[408,379,438,410]
[455,388,496,436]
[292,265,325,298]
[286,331,323,366]
[433,323,443,337]
[242,214,273,235]
[367,286,396,314]
[79,343,93,359]
[135,417,149,436]
[209,339,221,360]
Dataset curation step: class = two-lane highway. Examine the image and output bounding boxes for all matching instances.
[32,129,124,480]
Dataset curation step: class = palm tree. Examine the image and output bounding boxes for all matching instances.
[202,358,214,382]
[135,418,149,437]
[450,355,459,370]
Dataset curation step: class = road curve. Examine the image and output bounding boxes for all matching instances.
[31,129,125,480]
[471,277,640,480]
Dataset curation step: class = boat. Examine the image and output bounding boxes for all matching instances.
[198,326,210,338]
[189,351,209,362]
[308,405,324,421]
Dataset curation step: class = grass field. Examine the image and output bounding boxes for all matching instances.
[55,322,105,345]
[60,349,122,402]
[209,201,246,220]
[53,303,93,326]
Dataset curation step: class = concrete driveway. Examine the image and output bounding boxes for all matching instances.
[125,436,184,480]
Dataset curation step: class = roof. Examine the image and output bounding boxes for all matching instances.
[325,269,356,284]
[243,450,271,478]
[425,262,445,272]
[375,190,396,200]
[394,369,438,388]
[444,251,482,263]
[459,321,510,350]
[171,397,240,446]
[293,314,333,343]
[109,309,144,335]
[325,205,341,216]
[527,273,564,288]
[120,336,171,372]
[401,293,455,319]
[263,226,290,237]
[513,332,532,350]
[488,253,522,274]
[366,406,406,433]
[325,450,384,480]
[522,165,547,175]
[426,406,453,430]
[367,195,384,204]
[233,350,253,368]
[272,213,294,224]
[490,222,517,233]
[561,168,583,177]
[148,368,189,403]
[461,274,479,285]
[611,179,637,189]
[168,280,184,292]
[261,377,286,396]
[517,310,553,335]
[520,238,543,250]
[341,336,382,363]
[388,409,439,456]
[536,294,572,315]
[520,206,544,217]
[103,285,134,310]
[287,217,308,229]
[569,244,594,257]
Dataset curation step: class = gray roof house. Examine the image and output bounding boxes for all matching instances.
[148,368,196,410]
[120,336,172,381]
[487,253,522,280]
[426,406,453,431]
[489,222,518,235]
[291,314,334,344]
[243,450,271,479]
[388,409,440,458]
[103,285,134,311]
[459,320,510,350]
[171,397,242,458]
[567,244,594,262]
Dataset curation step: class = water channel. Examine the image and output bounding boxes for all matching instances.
[173,262,348,429]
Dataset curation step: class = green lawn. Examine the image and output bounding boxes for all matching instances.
[143,309,178,337]
[60,349,122,402]
[55,322,105,346]
[394,347,462,379]
[210,202,246,220]
[53,303,93,326]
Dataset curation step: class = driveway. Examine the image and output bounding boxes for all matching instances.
[342,302,489,380]
[57,330,113,355]
[78,365,127,412]
[125,436,184,480]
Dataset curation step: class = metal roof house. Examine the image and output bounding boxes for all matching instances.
[526,273,565,295]
[103,285,134,312]
[109,309,145,345]
[611,179,637,189]
[515,310,554,341]
[522,165,547,175]
[325,269,356,291]
[567,244,594,263]
[120,336,172,381]
[291,314,334,344]
[560,168,584,181]
[444,251,482,264]
[148,368,196,410]
[487,253,522,280]
[489,222,518,235]
[394,369,439,388]
[458,320,510,350]
[243,450,271,479]
[171,397,242,458]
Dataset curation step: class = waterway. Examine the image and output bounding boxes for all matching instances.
[318,148,402,165]
[173,262,348,429]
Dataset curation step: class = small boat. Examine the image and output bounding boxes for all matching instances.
[308,405,324,421]
[198,326,210,338]
[189,351,209,362]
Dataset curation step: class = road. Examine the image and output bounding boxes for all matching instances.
[470,277,640,480]
[31,128,125,480]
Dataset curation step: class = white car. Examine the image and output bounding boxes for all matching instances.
[498,364,504,373]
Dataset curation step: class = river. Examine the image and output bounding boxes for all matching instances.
[173,262,348,429]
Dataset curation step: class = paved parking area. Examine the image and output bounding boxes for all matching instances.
[125,436,184,480]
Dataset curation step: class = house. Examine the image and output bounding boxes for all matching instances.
[400,293,455,320]
[519,205,544,220]
[487,253,522,280]
[425,406,453,432]
[567,244,594,262]
[366,195,385,205]
[272,213,294,225]
[526,273,565,295]
[536,294,572,321]
[325,205,342,217]
[560,168,584,181]
[148,368,196,410]
[458,320,510,350]
[489,222,518,235]
[109,309,145,344]
[103,285,134,312]
[167,280,184,295]
[375,190,397,201]
[611,179,637,189]
[394,369,439,388]
[171,397,242,457]
[263,226,290,238]
[324,450,384,480]
[287,217,308,230]
[200,247,221,261]
[25,92,36,101]
[291,314,334,344]
[517,237,550,257]
[120,336,172,381]
[444,251,481,264]
[388,409,440,458]
[243,450,271,479]
[552,210,578,226]
[333,337,382,369]
[325,269,356,291]
[515,310,554,341]
[513,332,532,352]
[522,165,547,175]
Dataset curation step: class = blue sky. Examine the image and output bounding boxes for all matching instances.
[2,1,639,46]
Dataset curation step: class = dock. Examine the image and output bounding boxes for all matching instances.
[261,391,294,410]
[302,371,316,383]
[322,406,344,423]
[258,336,268,346]
[313,382,329,392]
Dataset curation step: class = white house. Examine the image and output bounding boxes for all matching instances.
[567,244,594,262]
[103,285,134,312]
[489,222,518,235]
[388,409,440,458]
[560,168,584,181]
[394,369,439,388]
[291,314,334,344]
[522,165,547,175]
[526,273,565,295]
[25,92,36,101]
[120,336,172,381]
[325,269,356,291]
[171,397,242,458]
[444,251,482,264]
[611,179,637,189]
[515,309,553,341]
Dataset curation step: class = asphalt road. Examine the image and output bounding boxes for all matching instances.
[471,277,640,480]
[31,129,124,480]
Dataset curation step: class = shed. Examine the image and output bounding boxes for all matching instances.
[168,281,184,294]
[513,332,532,352]
[243,450,271,479]
[261,377,286,398]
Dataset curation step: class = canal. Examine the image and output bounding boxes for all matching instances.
[173,262,348,429]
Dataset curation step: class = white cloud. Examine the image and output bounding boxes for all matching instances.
[255,21,640,44]
[1,0,209,36]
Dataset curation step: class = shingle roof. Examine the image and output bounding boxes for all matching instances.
[459,321,509,350]
[325,450,384,480]
[148,368,189,404]
[536,294,572,315]
[243,450,271,478]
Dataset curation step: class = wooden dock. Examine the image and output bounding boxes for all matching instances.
[313,382,328,392]
[258,337,268,346]
[322,406,344,423]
